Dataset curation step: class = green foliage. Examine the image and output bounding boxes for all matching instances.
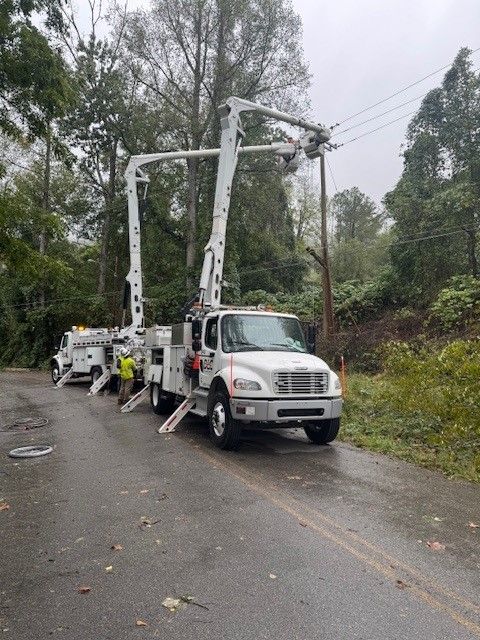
[342,339,480,482]
[333,269,397,327]
[428,275,480,330]
[386,48,480,301]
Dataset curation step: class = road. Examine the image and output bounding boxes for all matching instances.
[0,370,479,639]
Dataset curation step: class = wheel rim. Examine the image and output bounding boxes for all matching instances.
[52,367,59,382]
[152,384,159,406]
[212,402,226,437]
[92,371,100,383]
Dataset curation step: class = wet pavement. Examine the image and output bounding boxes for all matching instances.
[0,370,479,639]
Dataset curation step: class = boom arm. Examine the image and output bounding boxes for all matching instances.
[123,140,298,333]
[198,96,330,309]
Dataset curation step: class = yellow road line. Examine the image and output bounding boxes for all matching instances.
[200,450,480,637]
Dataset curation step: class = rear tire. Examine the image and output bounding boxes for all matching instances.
[304,418,340,445]
[90,366,103,386]
[51,363,61,385]
[208,390,242,450]
[150,383,175,415]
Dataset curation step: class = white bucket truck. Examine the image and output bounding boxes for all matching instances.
[124,97,343,449]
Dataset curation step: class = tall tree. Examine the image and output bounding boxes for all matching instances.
[331,187,383,243]
[124,0,310,285]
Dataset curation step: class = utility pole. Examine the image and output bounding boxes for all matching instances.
[307,152,335,336]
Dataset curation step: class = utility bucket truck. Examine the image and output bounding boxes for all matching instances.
[125,97,343,449]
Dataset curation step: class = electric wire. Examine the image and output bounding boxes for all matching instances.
[332,65,480,140]
[331,46,480,129]
[335,109,418,147]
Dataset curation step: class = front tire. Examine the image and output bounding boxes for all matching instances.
[208,390,242,450]
[51,363,61,385]
[150,383,175,415]
[304,418,340,444]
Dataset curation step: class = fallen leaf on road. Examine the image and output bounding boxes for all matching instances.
[299,521,307,528]
[468,522,479,529]
[119,491,129,495]
[75,537,84,544]
[287,476,302,480]
[139,489,149,495]
[78,586,91,594]
[105,566,113,572]
[269,573,277,579]
[0,502,10,511]
[426,540,445,551]
[395,580,408,590]
[433,516,443,522]
[162,597,183,612]
[135,620,148,627]
[111,544,123,551]
[158,493,168,501]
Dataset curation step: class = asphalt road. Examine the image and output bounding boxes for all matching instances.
[1,370,479,639]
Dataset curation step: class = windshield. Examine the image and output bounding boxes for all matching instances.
[221,314,307,353]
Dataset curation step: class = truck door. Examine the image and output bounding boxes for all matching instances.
[199,316,218,388]
[61,332,72,364]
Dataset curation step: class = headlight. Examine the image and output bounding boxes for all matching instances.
[234,378,261,391]
[334,378,342,390]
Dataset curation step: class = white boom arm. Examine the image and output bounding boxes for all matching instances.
[198,96,330,309]
[124,141,297,332]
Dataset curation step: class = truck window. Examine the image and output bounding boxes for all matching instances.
[222,314,307,353]
[61,334,69,349]
[205,318,218,350]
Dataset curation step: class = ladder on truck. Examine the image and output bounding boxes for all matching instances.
[158,393,197,434]
[55,367,74,388]
[87,370,111,396]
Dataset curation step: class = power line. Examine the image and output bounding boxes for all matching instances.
[331,46,480,129]
[326,156,338,192]
[336,110,418,147]
[332,65,480,139]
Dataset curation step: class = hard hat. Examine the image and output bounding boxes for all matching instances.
[120,347,129,356]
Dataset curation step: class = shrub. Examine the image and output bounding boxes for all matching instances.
[428,275,480,331]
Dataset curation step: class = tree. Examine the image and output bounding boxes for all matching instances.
[0,0,72,140]
[386,48,480,300]
[124,0,310,285]
[331,187,383,244]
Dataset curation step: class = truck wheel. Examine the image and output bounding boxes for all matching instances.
[90,366,103,386]
[304,418,340,445]
[208,391,242,450]
[150,383,175,415]
[51,364,61,385]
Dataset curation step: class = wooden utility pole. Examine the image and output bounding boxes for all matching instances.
[307,152,335,336]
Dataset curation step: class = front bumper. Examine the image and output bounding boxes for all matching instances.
[230,397,343,423]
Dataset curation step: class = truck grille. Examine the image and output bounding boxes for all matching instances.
[273,372,329,395]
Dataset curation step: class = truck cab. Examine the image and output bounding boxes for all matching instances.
[197,310,342,448]
[51,331,73,383]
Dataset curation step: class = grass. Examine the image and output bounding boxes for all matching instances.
[340,373,480,484]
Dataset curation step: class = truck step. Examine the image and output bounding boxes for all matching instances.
[121,383,151,413]
[55,367,74,388]
[87,370,111,396]
[158,395,196,434]
[193,387,209,398]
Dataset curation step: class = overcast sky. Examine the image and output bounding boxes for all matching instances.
[77,0,480,204]
[293,0,480,203]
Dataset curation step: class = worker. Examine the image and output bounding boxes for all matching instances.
[118,347,137,406]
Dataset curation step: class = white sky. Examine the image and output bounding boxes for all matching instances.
[76,0,480,204]
[293,0,480,203]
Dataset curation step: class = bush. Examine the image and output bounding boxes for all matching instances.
[344,338,480,480]
[428,275,480,331]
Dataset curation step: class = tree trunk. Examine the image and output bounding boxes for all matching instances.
[185,3,205,289]
[465,228,478,278]
[98,138,118,295]
[39,121,52,307]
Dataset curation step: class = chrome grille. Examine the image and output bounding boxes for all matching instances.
[273,371,329,395]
